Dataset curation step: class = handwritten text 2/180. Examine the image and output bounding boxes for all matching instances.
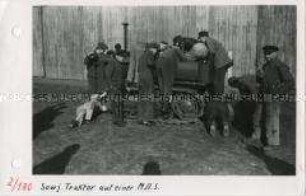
[6,177,33,192]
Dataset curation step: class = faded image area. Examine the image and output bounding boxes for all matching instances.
[32,5,296,175]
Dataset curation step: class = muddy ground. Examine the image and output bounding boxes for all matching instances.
[32,78,296,175]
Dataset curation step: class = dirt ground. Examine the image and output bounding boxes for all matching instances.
[32,78,296,175]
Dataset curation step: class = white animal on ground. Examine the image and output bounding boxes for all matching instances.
[73,92,108,127]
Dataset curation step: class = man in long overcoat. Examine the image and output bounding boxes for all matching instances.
[137,42,159,125]
[103,50,126,127]
[155,41,189,118]
[156,42,187,95]
[257,45,294,150]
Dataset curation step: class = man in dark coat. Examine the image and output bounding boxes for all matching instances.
[198,31,233,94]
[114,43,130,82]
[137,42,159,125]
[228,75,262,139]
[115,43,123,55]
[104,50,126,127]
[156,41,187,95]
[257,45,294,150]
[196,31,233,136]
[71,41,108,127]
[84,42,109,94]
[84,44,126,127]
[156,41,189,118]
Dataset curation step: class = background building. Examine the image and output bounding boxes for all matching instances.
[33,5,296,83]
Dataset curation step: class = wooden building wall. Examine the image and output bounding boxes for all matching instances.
[256,5,296,76]
[33,7,44,77]
[33,5,296,80]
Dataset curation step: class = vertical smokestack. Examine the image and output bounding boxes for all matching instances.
[122,22,129,51]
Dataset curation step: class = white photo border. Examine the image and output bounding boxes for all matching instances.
[0,0,305,195]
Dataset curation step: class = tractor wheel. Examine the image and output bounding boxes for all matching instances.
[171,95,205,120]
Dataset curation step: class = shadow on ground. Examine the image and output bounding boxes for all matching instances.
[32,79,296,175]
[33,144,80,175]
[142,160,162,175]
[246,145,295,175]
[33,103,67,139]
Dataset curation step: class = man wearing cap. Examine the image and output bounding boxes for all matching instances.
[196,31,232,136]
[84,42,126,127]
[257,45,294,150]
[173,35,183,49]
[84,41,109,94]
[156,40,190,118]
[198,31,233,94]
[114,43,130,83]
[137,42,159,125]
[70,41,109,128]
[115,43,123,55]
[156,40,187,95]
[105,50,127,127]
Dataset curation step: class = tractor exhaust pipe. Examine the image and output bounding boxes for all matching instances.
[122,22,129,51]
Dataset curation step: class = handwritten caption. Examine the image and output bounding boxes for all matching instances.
[40,182,160,193]
[6,176,160,193]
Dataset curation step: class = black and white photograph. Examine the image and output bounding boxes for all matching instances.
[32,5,297,176]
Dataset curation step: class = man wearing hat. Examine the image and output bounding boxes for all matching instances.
[114,43,130,83]
[156,39,189,118]
[156,40,188,95]
[103,49,127,127]
[198,31,233,94]
[173,35,183,49]
[84,41,109,93]
[257,45,294,150]
[137,42,159,125]
[71,41,109,127]
[114,43,123,55]
[196,31,233,136]
[84,41,126,127]
[159,41,169,52]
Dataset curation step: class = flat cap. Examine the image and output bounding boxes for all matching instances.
[198,31,209,38]
[96,42,108,50]
[262,45,279,54]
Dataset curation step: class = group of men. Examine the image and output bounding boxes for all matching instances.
[137,31,234,135]
[70,42,128,128]
[138,30,294,151]
[227,45,295,150]
[72,30,294,151]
